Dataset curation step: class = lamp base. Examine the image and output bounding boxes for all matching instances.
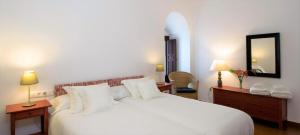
[217,81,223,88]
[22,102,36,107]
[217,71,223,88]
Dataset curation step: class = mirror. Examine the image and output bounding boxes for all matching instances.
[246,33,281,78]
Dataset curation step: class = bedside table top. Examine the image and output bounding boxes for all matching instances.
[156,82,172,87]
[6,100,52,114]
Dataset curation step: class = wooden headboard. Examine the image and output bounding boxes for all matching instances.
[54,75,144,97]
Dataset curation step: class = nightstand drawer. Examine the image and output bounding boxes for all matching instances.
[15,109,44,120]
[246,104,278,121]
[246,95,280,110]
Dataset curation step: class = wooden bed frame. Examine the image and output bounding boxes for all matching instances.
[54,75,144,97]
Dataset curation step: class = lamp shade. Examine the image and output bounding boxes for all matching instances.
[210,60,229,71]
[156,64,164,72]
[252,58,257,64]
[20,70,39,85]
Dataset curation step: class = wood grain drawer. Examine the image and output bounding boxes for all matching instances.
[215,97,245,111]
[247,95,280,110]
[246,104,279,121]
[214,89,245,101]
[15,109,44,120]
[214,90,246,111]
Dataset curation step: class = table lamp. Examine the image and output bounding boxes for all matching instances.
[156,64,164,72]
[156,64,164,83]
[252,58,257,64]
[210,60,229,87]
[20,70,39,107]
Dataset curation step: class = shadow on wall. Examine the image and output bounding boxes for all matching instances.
[165,11,191,72]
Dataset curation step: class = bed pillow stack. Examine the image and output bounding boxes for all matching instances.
[67,90,84,113]
[49,95,70,115]
[63,83,114,114]
[122,78,162,100]
[137,79,161,100]
[121,78,148,99]
[50,78,161,115]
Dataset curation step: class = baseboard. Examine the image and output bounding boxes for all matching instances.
[287,121,300,127]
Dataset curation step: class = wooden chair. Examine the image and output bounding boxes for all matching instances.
[168,71,199,100]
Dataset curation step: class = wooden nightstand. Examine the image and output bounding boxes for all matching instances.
[157,83,172,94]
[6,100,52,135]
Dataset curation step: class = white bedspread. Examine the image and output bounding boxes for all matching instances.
[49,102,199,135]
[121,94,254,135]
[50,94,254,135]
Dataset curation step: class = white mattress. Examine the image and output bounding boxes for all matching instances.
[120,94,254,135]
[50,94,254,135]
[49,101,199,135]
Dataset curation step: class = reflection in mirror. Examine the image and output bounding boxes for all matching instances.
[246,33,281,78]
[251,38,276,74]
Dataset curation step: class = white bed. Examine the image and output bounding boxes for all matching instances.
[51,76,254,135]
[50,95,254,135]
[120,94,254,135]
[50,101,199,135]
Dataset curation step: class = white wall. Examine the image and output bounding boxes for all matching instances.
[193,0,300,123]
[0,0,192,134]
[165,12,191,72]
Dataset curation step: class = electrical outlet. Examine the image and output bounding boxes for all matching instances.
[31,90,53,98]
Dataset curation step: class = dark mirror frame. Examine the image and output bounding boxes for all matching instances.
[246,33,281,78]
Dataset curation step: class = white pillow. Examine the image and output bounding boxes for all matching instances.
[63,84,105,112]
[64,83,113,114]
[63,86,85,114]
[49,95,70,115]
[68,91,84,114]
[121,77,150,99]
[83,84,113,114]
[137,79,162,100]
[110,85,130,100]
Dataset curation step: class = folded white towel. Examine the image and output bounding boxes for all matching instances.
[272,85,289,91]
[271,90,291,94]
[250,83,270,93]
[270,85,292,99]
[271,93,292,99]
[250,87,269,92]
[250,91,270,96]
[249,83,293,98]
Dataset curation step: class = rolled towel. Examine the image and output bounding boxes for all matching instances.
[270,85,292,99]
